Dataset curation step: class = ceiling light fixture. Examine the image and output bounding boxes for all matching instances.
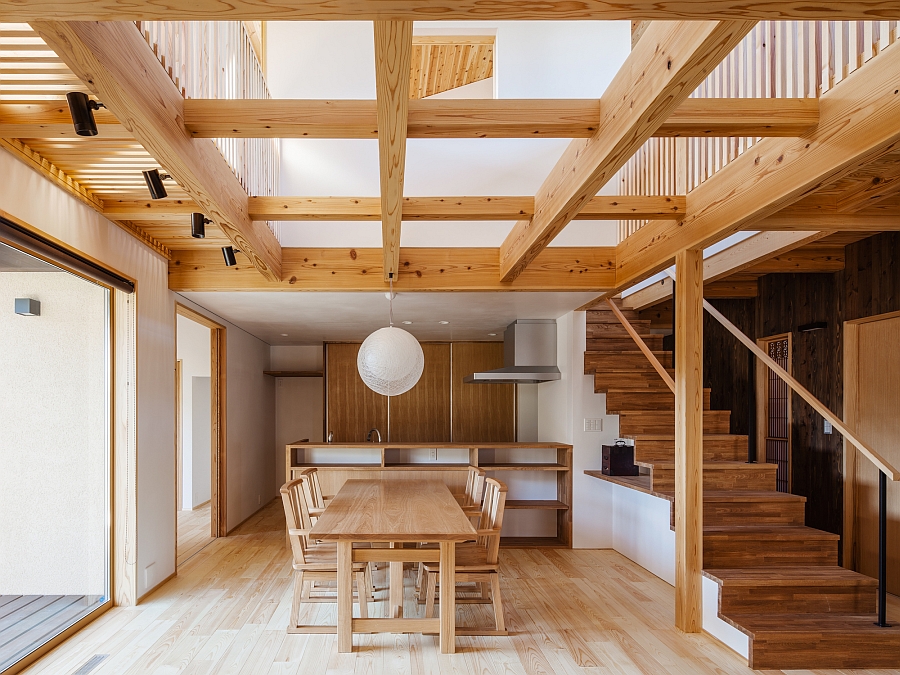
[357,273,424,401]
[488,333,497,336]
[438,320,449,325]
[402,320,412,325]
[799,321,827,333]
[190,213,211,239]
[142,169,172,199]
[281,333,288,337]
[222,246,239,267]
[65,92,105,137]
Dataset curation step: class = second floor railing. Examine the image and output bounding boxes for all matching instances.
[618,20,899,242]
[137,20,280,242]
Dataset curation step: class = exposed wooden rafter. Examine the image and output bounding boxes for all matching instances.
[2,2,898,21]
[498,20,756,283]
[31,20,282,281]
[374,20,412,281]
[167,246,615,292]
[174,97,816,139]
[614,33,900,294]
[410,35,493,99]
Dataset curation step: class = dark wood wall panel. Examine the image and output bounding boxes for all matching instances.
[843,231,900,321]
[389,343,451,443]
[703,299,756,439]
[451,342,515,442]
[757,273,844,540]
[325,343,387,443]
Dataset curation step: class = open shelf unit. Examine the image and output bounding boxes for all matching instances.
[285,441,572,547]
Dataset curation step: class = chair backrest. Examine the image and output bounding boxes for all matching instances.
[303,467,327,510]
[280,477,315,565]
[476,478,507,564]
[463,466,486,508]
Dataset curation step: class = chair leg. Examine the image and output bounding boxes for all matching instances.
[424,571,437,618]
[489,573,505,632]
[356,571,369,618]
[365,562,375,601]
[290,569,304,628]
[415,562,424,601]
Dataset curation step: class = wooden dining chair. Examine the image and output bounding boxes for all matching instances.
[421,477,508,635]
[280,477,370,633]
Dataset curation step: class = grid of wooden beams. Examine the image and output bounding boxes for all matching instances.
[32,20,282,281]
[410,35,493,99]
[2,2,899,21]
[173,97,818,139]
[167,246,615,292]
[498,20,756,283]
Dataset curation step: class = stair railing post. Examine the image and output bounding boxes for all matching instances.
[877,468,890,627]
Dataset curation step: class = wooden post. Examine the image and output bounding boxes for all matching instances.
[675,247,704,633]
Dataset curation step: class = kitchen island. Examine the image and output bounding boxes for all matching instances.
[285,441,572,547]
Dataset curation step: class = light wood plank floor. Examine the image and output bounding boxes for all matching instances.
[177,502,214,567]
[20,500,900,675]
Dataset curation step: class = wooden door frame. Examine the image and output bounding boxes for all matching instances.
[175,303,227,540]
[756,333,792,487]
[842,308,900,570]
[175,359,183,517]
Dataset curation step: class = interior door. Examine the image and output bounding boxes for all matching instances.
[846,312,900,593]
[757,334,792,493]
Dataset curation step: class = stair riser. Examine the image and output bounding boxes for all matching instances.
[634,437,748,462]
[720,586,877,615]
[594,373,673,391]
[651,467,777,493]
[585,352,673,371]
[750,636,900,670]
[586,310,641,324]
[704,501,807,527]
[619,412,731,435]
[606,389,710,412]
[704,541,838,568]
[586,322,653,338]
[587,337,665,352]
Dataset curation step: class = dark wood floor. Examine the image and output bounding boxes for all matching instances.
[0,594,103,672]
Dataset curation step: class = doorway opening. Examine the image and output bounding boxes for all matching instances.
[756,333,792,493]
[175,304,226,567]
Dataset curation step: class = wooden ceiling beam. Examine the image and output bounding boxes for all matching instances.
[3,2,898,22]
[613,36,900,295]
[168,246,616,292]
[31,20,281,281]
[0,101,131,139]
[834,156,900,213]
[374,20,412,282]
[498,20,755,283]
[179,97,816,139]
[245,195,685,221]
[102,199,201,221]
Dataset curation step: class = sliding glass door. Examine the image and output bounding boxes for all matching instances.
[0,241,111,673]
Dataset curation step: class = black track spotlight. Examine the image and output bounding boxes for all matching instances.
[222,246,238,267]
[142,169,172,200]
[66,92,105,137]
[191,213,211,239]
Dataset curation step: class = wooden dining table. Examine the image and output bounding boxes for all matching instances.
[308,478,477,653]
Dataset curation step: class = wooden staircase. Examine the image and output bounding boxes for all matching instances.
[586,301,900,670]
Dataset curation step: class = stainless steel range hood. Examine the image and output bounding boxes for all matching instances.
[463,319,560,384]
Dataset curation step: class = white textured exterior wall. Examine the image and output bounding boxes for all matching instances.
[0,271,108,595]
[176,314,211,509]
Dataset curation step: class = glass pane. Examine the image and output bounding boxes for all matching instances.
[0,242,110,672]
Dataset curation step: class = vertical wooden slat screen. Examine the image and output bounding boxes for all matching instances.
[616,19,899,244]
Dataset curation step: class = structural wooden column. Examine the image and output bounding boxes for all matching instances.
[674,248,704,632]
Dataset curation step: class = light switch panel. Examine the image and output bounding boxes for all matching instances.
[584,418,603,432]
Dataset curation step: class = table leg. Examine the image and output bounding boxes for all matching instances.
[439,541,455,654]
[337,540,353,653]
[389,542,404,619]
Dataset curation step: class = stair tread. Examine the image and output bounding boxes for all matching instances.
[725,613,900,634]
[701,490,807,503]
[704,567,879,586]
[632,434,747,441]
[704,525,840,540]
[643,461,775,471]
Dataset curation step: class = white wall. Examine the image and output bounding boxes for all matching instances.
[271,346,324,492]
[176,314,211,509]
[0,271,108,595]
[0,149,174,598]
[174,297,276,531]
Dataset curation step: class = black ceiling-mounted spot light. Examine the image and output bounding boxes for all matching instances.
[191,213,211,239]
[66,92,106,137]
[799,321,827,333]
[222,246,239,267]
[142,169,172,199]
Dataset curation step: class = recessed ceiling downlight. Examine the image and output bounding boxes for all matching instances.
[402,320,412,325]
[438,320,449,325]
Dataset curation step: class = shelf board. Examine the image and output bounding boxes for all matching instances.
[500,536,568,548]
[480,463,569,471]
[264,370,323,377]
[382,463,469,471]
[291,464,381,470]
[505,500,569,510]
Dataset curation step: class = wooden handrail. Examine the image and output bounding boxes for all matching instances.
[605,298,675,394]
[702,299,900,481]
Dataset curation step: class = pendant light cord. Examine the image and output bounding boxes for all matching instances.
[389,274,394,327]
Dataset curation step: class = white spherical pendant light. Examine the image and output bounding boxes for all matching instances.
[358,326,424,396]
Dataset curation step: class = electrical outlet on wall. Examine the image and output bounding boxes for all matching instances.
[824,419,833,434]
[429,448,438,461]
